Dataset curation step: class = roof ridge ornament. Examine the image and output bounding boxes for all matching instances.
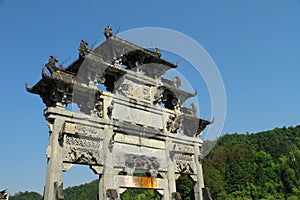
[78,39,91,59]
[45,55,58,74]
[155,47,161,58]
[104,25,113,39]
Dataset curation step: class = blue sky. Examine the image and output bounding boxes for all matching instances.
[0,0,300,195]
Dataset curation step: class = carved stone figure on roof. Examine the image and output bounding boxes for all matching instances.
[155,47,161,58]
[78,39,89,58]
[45,55,58,74]
[104,25,113,38]
[0,189,9,200]
[174,76,182,88]
[191,103,197,115]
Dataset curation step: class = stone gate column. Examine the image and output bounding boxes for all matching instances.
[44,116,64,200]
[166,139,176,200]
[193,143,204,200]
[99,125,119,200]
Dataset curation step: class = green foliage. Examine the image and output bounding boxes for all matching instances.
[176,174,195,200]
[121,189,160,200]
[10,191,42,200]
[64,180,98,200]
[203,125,300,199]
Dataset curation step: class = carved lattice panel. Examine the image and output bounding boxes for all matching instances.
[63,134,103,165]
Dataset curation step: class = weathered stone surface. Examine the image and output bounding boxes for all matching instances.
[111,142,166,171]
[90,166,103,174]
[172,143,194,154]
[113,133,165,149]
[27,26,212,200]
[63,122,104,138]
[62,163,74,172]
[117,176,164,189]
[112,102,163,129]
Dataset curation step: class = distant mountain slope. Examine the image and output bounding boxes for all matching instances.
[203,125,300,200]
[10,191,42,200]
[10,180,99,200]
[63,180,98,200]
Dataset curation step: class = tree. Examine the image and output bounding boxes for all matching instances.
[10,191,42,200]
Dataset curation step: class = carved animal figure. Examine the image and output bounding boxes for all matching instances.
[155,47,161,58]
[45,55,58,74]
[104,26,113,38]
[106,189,118,200]
[174,76,182,88]
[78,39,89,58]
[0,189,9,200]
[172,192,182,200]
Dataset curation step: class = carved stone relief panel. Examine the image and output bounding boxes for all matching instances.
[63,122,104,138]
[64,134,101,148]
[175,161,195,174]
[172,153,194,162]
[172,143,194,154]
[63,134,103,165]
[64,147,102,165]
[94,97,104,118]
[124,154,160,177]
[111,142,166,173]
[166,113,182,134]
[117,79,152,101]
[172,153,195,174]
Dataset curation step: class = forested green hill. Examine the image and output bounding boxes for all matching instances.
[203,125,300,200]
[10,125,300,199]
[10,191,42,200]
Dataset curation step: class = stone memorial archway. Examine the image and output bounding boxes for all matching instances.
[27,26,212,200]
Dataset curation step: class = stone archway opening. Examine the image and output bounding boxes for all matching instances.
[176,174,196,200]
[62,165,99,199]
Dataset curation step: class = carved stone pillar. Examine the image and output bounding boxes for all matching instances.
[44,116,64,200]
[158,172,168,200]
[193,143,204,200]
[162,178,169,200]
[99,125,120,200]
[166,139,176,200]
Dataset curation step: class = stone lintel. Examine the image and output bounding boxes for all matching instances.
[63,122,104,139]
[44,108,203,147]
[101,91,158,110]
[114,133,165,149]
[44,107,112,125]
[125,69,158,85]
[117,176,164,189]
